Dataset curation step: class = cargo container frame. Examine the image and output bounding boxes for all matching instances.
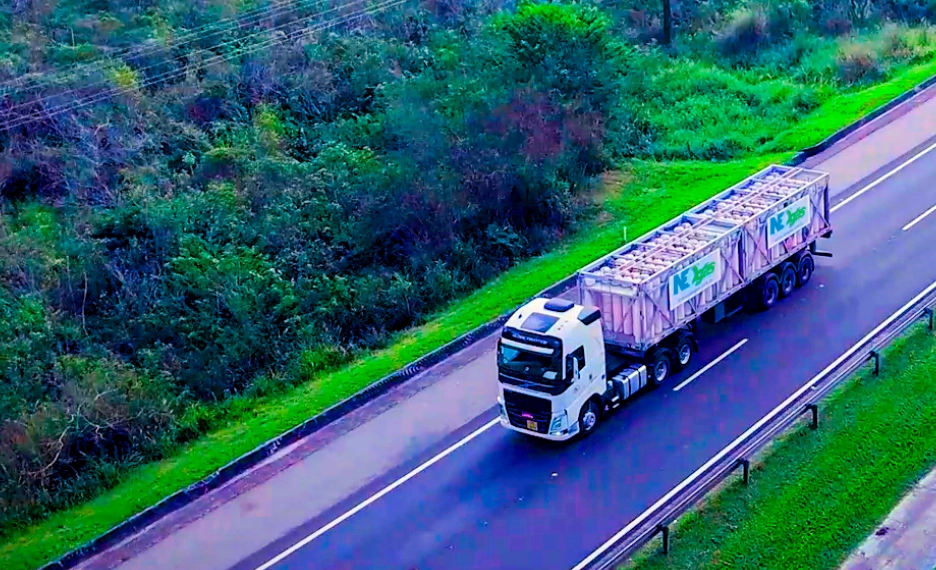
[576,165,832,357]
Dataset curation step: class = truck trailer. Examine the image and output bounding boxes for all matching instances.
[496,164,832,441]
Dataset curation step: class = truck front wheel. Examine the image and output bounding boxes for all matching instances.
[649,348,673,387]
[578,399,600,437]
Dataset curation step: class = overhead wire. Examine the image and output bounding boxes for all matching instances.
[2,0,347,114]
[0,0,411,132]
[0,0,344,97]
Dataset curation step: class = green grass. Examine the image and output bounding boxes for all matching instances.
[3,55,936,570]
[621,321,936,570]
[763,60,936,153]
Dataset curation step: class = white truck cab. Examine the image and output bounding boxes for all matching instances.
[496,297,649,441]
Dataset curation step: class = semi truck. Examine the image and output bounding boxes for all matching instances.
[496,164,832,441]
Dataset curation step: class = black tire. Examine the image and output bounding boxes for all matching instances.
[649,348,673,387]
[750,274,780,312]
[796,253,815,287]
[778,263,797,299]
[578,399,600,437]
[673,334,695,371]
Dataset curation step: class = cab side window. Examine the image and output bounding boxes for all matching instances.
[566,346,586,379]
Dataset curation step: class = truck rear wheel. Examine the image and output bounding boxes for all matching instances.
[649,348,673,387]
[797,252,814,287]
[778,263,797,299]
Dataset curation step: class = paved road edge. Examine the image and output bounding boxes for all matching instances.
[37,73,936,570]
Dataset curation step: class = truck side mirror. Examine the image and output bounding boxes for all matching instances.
[572,357,581,380]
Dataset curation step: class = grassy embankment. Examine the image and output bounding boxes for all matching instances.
[5,47,936,570]
[621,319,936,570]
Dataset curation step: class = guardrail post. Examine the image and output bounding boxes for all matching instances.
[925,308,935,331]
[869,350,881,376]
[656,524,670,555]
[807,403,818,430]
[735,458,750,485]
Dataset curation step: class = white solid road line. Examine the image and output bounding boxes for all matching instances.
[253,124,936,570]
[902,204,936,232]
[570,277,936,570]
[831,138,936,213]
[252,417,500,570]
[672,339,749,392]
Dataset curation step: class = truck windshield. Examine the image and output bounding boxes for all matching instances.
[497,344,560,382]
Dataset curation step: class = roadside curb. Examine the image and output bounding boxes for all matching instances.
[38,73,936,570]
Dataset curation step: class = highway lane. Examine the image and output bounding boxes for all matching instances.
[232,141,936,570]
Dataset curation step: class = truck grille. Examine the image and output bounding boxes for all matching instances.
[503,389,551,434]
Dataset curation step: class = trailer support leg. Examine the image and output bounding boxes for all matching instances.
[810,241,833,257]
[925,308,935,331]
[870,351,881,376]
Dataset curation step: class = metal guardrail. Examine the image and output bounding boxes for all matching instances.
[579,280,936,570]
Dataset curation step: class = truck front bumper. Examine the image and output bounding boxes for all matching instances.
[498,417,580,441]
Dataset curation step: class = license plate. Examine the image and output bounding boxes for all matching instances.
[526,420,538,431]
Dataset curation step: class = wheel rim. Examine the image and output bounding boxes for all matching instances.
[582,406,597,431]
[655,360,668,382]
[782,271,795,295]
[679,343,692,365]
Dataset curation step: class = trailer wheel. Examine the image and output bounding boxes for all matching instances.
[750,274,780,312]
[778,263,797,299]
[578,399,600,438]
[649,348,673,386]
[674,334,695,371]
[796,253,814,287]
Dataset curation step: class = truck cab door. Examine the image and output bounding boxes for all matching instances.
[566,346,586,390]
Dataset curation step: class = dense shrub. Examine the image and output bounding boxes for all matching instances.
[0,0,630,535]
[714,1,810,57]
[836,41,886,82]
[716,5,774,54]
[885,0,936,22]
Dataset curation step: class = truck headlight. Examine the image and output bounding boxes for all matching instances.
[549,411,568,434]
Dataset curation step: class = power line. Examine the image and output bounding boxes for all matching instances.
[2,0,345,114]
[0,0,336,96]
[0,0,410,133]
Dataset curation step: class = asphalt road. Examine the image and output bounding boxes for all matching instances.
[225,136,936,568]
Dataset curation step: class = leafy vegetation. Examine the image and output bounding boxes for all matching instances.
[622,322,936,570]
[3,0,936,567]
